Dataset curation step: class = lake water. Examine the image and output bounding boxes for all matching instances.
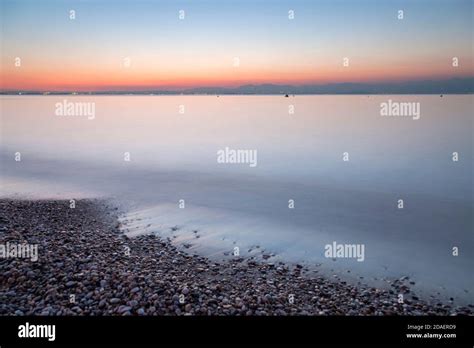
[1,95,472,303]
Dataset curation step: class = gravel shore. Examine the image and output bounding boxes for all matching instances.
[0,199,471,316]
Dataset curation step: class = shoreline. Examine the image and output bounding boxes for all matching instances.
[0,198,472,316]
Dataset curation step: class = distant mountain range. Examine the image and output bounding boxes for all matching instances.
[2,77,473,95]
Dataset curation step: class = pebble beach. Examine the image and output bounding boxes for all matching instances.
[0,199,472,316]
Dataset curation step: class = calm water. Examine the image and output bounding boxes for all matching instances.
[1,95,472,302]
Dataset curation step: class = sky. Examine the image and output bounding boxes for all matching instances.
[1,0,473,91]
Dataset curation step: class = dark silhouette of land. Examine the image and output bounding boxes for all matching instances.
[2,77,472,95]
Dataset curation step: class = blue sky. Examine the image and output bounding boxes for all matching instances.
[1,0,472,90]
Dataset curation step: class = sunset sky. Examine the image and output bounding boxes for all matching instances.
[1,0,473,91]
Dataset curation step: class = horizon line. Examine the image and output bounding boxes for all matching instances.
[2,77,473,95]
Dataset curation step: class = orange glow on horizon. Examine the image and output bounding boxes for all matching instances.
[2,57,473,91]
